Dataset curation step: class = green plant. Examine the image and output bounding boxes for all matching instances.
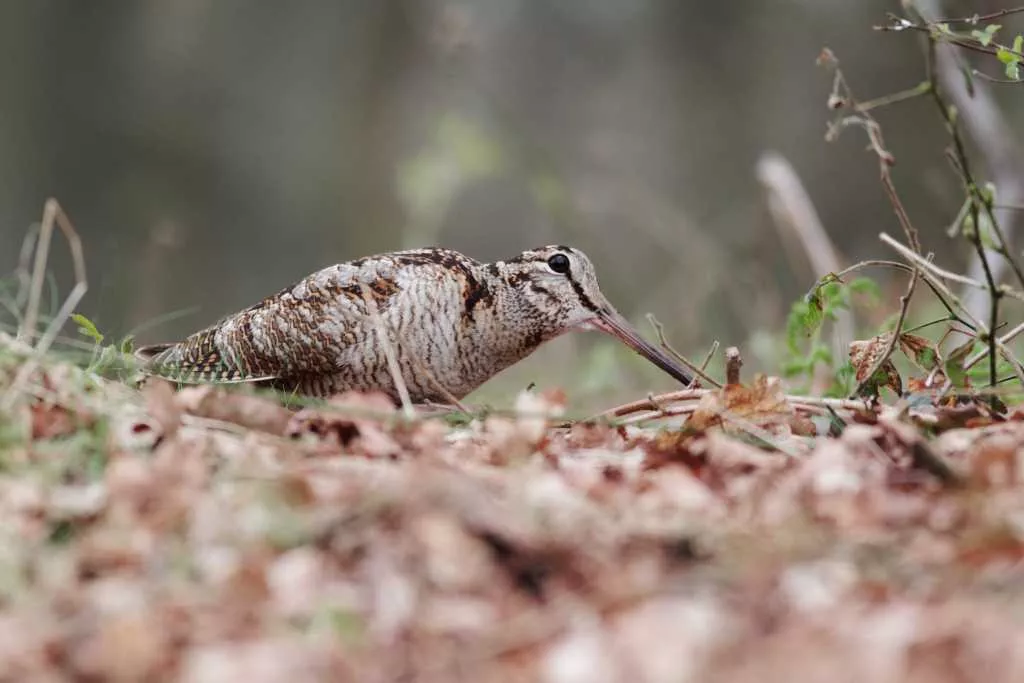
[783,274,879,396]
[70,313,136,378]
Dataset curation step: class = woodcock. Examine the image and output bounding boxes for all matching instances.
[137,246,693,402]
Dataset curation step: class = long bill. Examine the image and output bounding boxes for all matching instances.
[590,309,693,387]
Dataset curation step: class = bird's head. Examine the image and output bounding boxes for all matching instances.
[498,245,693,387]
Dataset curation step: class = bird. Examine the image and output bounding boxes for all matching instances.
[136,245,693,403]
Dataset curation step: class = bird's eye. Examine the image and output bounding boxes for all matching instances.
[547,253,571,274]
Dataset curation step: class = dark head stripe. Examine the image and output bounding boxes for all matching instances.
[568,274,599,312]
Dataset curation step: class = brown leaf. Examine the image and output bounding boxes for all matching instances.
[849,335,902,396]
[898,333,940,370]
[688,374,809,435]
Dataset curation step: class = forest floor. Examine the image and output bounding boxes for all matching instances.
[2,331,1024,683]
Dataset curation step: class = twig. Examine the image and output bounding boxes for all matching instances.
[880,233,1024,304]
[20,199,87,344]
[874,11,1024,61]
[918,0,1024,311]
[935,7,1024,23]
[881,235,986,329]
[857,81,933,111]
[646,314,720,387]
[724,347,742,385]
[14,222,40,311]
[823,60,921,401]
[358,283,414,419]
[822,56,923,398]
[883,233,1024,390]
[923,35,1003,390]
[833,259,971,328]
[698,340,719,374]
[963,319,1024,381]
[592,388,708,421]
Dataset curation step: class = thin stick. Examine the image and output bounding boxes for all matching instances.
[848,173,919,398]
[964,320,1024,373]
[880,232,1024,303]
[934,7,1024,23]
[833,259,971,328]
[2,200,88,410]
[14,222,40,310]
[646,314,720,387]
[593,388,709,420]
[698,340,719,374]
[596,387,871,425]
[358,283,414,419]
[21,200,56,343]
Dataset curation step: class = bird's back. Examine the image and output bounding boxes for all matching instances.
[138,249,487,400]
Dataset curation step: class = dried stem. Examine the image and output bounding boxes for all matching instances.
[3,199,89,411]
[923,36,1005,390]
[724,347,742,385]
[358,283,414,419]
[698,340,720,375]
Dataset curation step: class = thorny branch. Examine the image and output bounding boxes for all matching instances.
[819,50,922,399]
[924,38,1003,390]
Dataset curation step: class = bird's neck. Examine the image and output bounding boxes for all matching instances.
[478,264,564,354]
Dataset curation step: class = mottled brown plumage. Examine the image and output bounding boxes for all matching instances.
[136,246,692,402]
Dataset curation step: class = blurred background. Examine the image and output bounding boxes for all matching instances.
[1,0,1021,407]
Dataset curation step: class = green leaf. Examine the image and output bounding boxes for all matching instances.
[71,313,104,345]
[1006,59,1021,81]
[944,338,975,388]
[972,24,1000,46]
[997,46,1021,64]
[997,41,1023,79]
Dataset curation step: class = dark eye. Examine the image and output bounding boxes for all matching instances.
[547,253,571,274]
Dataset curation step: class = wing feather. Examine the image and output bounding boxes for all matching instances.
[136,254,420,387]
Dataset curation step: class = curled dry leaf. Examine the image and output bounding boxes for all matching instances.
[849,335,902,397]
[898,333,940,371]
[687,374,815,437]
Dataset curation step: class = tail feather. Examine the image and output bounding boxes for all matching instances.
[136,329,273,384]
